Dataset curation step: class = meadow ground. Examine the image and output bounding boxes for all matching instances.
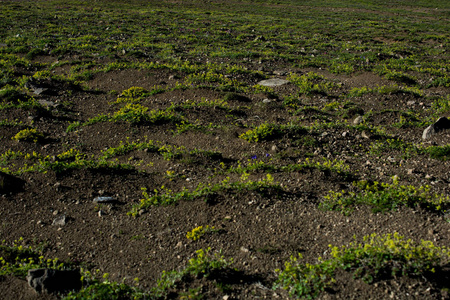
[0,0,449,299]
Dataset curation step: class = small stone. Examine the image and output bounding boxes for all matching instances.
[271,145,279,152]
[240,246,249,253]
[52,210,59,216]
[262,98,272,103]
[257,78,289,87]
[361,131,371,139]
[353,115,363,125]
[407,100,416,106]
[38,100,57,108]
[93,196,117,203]
[342,131,349,137]
[52,215,66,227]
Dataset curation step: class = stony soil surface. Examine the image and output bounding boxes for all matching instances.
[1,56,449,299]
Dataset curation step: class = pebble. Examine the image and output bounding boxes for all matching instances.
[52,215,66,226]
[353,115,363,125]
[93,196,117,203]
[257,78,289,87]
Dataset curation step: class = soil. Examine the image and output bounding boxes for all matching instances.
[0,55,449,299]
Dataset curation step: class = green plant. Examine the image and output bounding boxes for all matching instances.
[320,177,449,214]
[115,86,150,103]
[186,225,216,241]
[425,144,450,161]
[130,174,280,215]
[151,248,233,298]
[274,233,450,298]
[0,238,66,278]
[12,128,44,143]
[65,272,145,300]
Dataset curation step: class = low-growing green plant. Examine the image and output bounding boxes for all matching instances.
[186,225,216,241]
[240,122,307,142]
[425,144,450,161]
[274,233,450,299]
[130,174,280,215]
[151,247,233,298]
[368,138,418,158]
[0,238,66,278]
[64,271,145,300]
[12,128,44,143]
[348,84,423,98]
[320,177,449,214]
[115,86,150,103]
[287,72,336,95]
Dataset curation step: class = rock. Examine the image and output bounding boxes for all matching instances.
[38,100,58,108]
[27,268,81,294]
[257,78,289,87]
[361,131,371,139]
[52,215,66,226]
[24,79,48,95]
[353,115,363,125]
[262,98,272,103]
[0,171,25,194]
[422,117,450,140]
[93,196,117,203]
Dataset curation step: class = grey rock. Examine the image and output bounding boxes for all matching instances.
[353,115,363,125]
[422,117,450,140]
[24,80,48,95]
[361,131,371,139]
[38,100,58,108]
[257,78,289,87]
[262,98,272,104]
[52,215,66,226]
[27,268,81,294]
[93,196,117,203]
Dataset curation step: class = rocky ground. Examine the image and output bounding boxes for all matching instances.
[0,1,449,299]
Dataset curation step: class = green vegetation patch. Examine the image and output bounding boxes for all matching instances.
[425,144,450,161]
[130,174,280,215]
[320,178,449,214]
[274,233,450,299]
[65,247,232,299]
[0,238,69,278]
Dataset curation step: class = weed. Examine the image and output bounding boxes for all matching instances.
[320,177,449,214]
[130,174,280,215]
[12,128,44,143]
[186,225,216,241]
[425,145,450,161]
[0,238,67,278]
[274,233,450,298]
